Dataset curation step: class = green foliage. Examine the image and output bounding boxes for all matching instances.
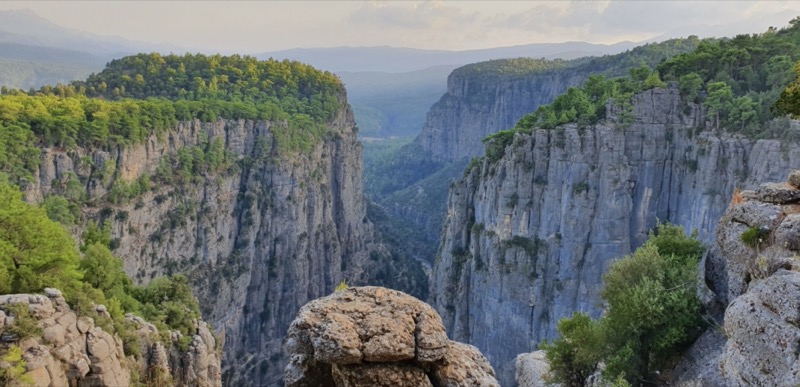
[483,129,515,163]
[0,121,40,183]
[131,275,201,350]
[109,174,150,204]
[41,194,77,225]
[0,181,82,293]
[0,180,203,356]
[740,226,769,248]
[540,312,604,387]
[3,303,43,341]
[0,53,344,184]
[543,223,704,386]
[81,220,112,251]
[335,279,349,291]
[679,72,704,102]
[0,346,32,386]
[658,20,800,136]
[490,21,800,152]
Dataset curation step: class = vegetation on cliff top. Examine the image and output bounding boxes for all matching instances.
[0,53,344,185]
[481,19,800,165]
[541,223,704,387]
[0,179,202,353]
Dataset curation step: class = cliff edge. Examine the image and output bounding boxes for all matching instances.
[284,286,499,387]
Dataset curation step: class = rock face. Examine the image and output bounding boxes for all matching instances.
[515,351,551,387]
[706,173,800,386]
[431,87,800,384]
[0,288,221,386]
[22,97,416,384]
[418,67,586,163]
[284,286,499,387]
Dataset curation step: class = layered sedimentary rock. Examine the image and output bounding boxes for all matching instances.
[0,288,221,387]
[21,97,417,384]
[431,87,800,384]
[284,286,498,387]
[707,173,800,386]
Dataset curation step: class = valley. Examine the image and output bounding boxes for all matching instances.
[2,5,800,387]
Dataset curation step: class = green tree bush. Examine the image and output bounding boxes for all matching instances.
[542,223,704,386]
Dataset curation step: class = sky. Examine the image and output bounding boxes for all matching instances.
[1,1,799,53]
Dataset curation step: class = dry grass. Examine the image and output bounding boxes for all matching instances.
[730,187,744,206]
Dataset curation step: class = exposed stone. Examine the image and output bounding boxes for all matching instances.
[757,182,800,204]
[789,170,800,189]
[42,323,66,347]
[774,213,800,251]
[23,345,51,371]
[430,87,800,384]
[285,286,498,387]
[22,98,392,384]
[44,288,62,298]
[24,366,51,386]
[516,351,551,387]
[76,317,94,334]
[0,290,222,387]
[721,270,800,386]
[432,342,499,387]
[332,363,433,387]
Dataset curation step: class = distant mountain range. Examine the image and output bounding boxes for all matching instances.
[258,41,639,73]
[0,8,644,138]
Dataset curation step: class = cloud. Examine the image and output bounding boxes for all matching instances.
[348,1,479,30]
[486,0,800,42]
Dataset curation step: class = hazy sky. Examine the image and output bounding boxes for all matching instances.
[2,1,799,53]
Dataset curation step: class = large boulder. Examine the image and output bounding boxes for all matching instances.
[720,269,800,386]
[0,289,222,387]
[285,286,499,387]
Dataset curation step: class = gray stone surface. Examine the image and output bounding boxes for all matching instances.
[0,289,222,387]
[285,286,498,387]
[22,97,403,383]
[721,270,800,386]
[515,351,552,387]
[430,87,800,385]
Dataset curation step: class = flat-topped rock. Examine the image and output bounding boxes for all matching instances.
[285,286,498,387]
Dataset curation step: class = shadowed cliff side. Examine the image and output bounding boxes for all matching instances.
[431,87,800,384]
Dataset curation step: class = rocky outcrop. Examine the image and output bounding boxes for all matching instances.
[431,87,800,384]
[515,351,551,387]
[284,286,499,387]
[20,95,420,384]
[720,269,800,385]
[702,172,800,386]
[0,288,221,386]
[418,68,585,163]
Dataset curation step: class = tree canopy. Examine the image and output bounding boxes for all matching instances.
[541,223,704,386]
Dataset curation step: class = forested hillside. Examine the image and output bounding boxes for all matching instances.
[431,19,800,385]
[365,37,702,262]
[0,53,426,384]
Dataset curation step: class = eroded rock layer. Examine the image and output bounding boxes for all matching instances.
[432,87,800,383]
[285,286,499,387]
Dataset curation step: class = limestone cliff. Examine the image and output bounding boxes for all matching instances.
[0,288,221,387]
[431,87,800,384]
[22,98,421,384]
[284,286,498,387]
[369,40,699,257]
[418,67,585,163]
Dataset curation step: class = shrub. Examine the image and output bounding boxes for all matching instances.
[3,303,43,341]
[540,312,603,387]
[0,346,31,385]
[741,226,769,248]
[543,223,704,386]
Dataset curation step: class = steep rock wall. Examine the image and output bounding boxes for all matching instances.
[417,70,585,162]
[430,87,800,384]
[24,102,386,385]
[0,288,221,387]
